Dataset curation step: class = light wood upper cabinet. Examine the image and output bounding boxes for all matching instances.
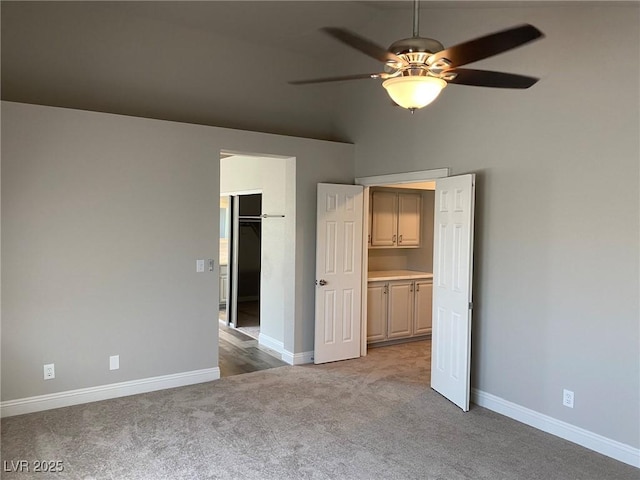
[370,190,421,248]
[397,193,421,246]
[370,191,397,246]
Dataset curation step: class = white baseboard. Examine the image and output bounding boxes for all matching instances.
[0,367,220,418]
[282,350,314,365]
[257,333,312,365]
[472,388,640,468]
[258,332,284,355]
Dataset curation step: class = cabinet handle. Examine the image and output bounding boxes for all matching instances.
[384,285,388,294]
[416,284,420,292]
[392,234,396,244]
[399,234,403,244]
[410,283,414,292]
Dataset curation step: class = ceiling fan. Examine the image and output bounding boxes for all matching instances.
[289,0,544,112]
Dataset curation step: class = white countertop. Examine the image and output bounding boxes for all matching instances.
[368,270,433,282]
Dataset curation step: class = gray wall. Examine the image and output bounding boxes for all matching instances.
[335,4,640,448]
[1,101,354,401]
[2,103,219,399]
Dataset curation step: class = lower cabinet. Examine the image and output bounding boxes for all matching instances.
[413,280,433,336]
[219,265,228,307]
[388,281,413,339]
[367,277,433,344]
[366,282,387,342]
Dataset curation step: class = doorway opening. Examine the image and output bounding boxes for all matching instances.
[218,152,296,377]
[357,171,446,358]
[354,169,475,411]
[365,183,435,347]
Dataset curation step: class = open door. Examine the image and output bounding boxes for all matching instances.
[431,174,475,411]
[314,183,364,364]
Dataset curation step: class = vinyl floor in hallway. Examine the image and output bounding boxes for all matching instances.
[218,322,286,377]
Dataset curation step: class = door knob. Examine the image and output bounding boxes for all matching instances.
[318,279,328,286]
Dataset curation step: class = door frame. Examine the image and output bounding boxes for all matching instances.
[354,168,450,356]
[222,189,262,328]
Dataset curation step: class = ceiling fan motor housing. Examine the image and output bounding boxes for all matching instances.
[388,37,444,56]
[387,37,450,77]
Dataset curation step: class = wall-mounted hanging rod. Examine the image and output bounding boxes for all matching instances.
[261,214,285,218]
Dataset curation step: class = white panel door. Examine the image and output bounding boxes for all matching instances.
[314,183,364,364]
[431,174,475,411]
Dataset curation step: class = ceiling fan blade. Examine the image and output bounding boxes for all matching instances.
[322,27,406,66]
[428,24,544,68]
[289,73,384,85]
[447,68,539,89]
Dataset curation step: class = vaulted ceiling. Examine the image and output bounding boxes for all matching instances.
[0,1,602,142]
[1,1,404,141]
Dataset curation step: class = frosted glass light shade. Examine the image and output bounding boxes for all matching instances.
[382,76,447,110]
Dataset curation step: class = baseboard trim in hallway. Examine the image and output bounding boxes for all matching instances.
[0,367,220,418]
[472,388,640,468]
[282,350,314,365]
[258,332,284,356]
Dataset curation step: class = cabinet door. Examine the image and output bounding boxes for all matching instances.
[414,280,433,335]
[219,265,228,305]
[370,191,397,247]
[397,192,421,247]
[220,274,228,304]
[388,281,413,338]
[366,282,387,342]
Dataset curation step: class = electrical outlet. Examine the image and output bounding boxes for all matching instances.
[109,355,120,370]
[44,363,55,380]
[563,389,574,408]
[196,259,205,273]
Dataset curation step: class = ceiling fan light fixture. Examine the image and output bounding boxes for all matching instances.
[382,76,447,110]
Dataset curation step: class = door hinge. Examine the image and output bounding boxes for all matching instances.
[469,302,474,310]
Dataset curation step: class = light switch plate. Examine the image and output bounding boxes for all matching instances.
[196,259,205,272]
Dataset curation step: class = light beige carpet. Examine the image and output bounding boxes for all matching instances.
[1,342,636,479]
